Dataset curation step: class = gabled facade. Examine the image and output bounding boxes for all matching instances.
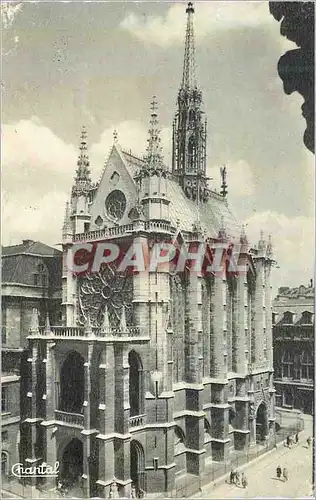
[24,4,276,498]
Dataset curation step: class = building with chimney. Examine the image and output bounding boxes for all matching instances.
[1,240,62,484]
[273,282,314,415]
[23,4,276,498]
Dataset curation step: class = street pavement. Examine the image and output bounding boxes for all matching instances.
[197,417,313,498]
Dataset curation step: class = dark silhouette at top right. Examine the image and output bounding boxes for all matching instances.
[269,2,314,154]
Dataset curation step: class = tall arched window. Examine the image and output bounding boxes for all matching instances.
[174,426,186,454]
[301,351,314,380]
[170,275,185,383]
[187,136,196,172]
[60,351,84,413]
[129,351,144,417]
[282,351,294,378]
[204,418,211,443]
[1,452,9,477]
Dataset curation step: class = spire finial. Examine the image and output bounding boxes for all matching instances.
[144,96,165,170]
[182,2,196,89]
[220,165,228,197]
[113,130,118,143]
[218,216,227,240]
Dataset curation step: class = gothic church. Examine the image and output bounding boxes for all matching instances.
[24,3,276,497]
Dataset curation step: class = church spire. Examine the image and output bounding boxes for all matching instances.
[172,3,208,204]
[182,2,197,90]
[144,96,165,171]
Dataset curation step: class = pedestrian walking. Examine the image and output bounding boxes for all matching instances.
[241,473,248,489]
[307,436,312,447]
[295,432,299,444]
[229,470,235,484]
[276,465,282,479]
[283,468,288,482]
[286,435,290,447]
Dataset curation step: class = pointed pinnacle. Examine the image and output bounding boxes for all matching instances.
[144,96,164,169]
[120,306,127,331]
[29,308,39,333]
[103,305,111,333]
[44,312,51,334]
[75,126,91,183]
[150,96,158,115]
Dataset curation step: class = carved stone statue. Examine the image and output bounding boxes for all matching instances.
[249,403,255,420]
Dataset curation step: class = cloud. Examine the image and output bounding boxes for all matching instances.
[2,118,77,246]
[120,2,294,49]
[244,211,314,292]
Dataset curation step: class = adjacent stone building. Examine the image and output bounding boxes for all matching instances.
[23,4,276,498]
[273,283,314,415]
[1,240,62,483]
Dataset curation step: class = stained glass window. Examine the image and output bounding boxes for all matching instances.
[105,190,126,221]
[78,262,133,328]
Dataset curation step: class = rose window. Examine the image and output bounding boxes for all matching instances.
[78,262,133,328]
[105,190,126,221]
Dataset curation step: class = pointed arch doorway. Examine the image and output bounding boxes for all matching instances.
[256,401,268,442]
[61,438,83,487]
[130,440,145,493]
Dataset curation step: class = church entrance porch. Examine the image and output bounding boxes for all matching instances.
[60,438,84,491]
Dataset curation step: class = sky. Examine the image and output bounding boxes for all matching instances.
[1,0,314,293]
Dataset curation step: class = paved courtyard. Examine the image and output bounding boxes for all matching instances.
[198,416,313,499]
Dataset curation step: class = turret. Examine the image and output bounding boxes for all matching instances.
[135,97,170,223]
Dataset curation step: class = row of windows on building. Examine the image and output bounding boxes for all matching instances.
[273,310,313,325]
[278,351,314,380]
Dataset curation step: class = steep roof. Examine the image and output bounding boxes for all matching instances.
[120,150,240,239]
[2,241,62,288]
[2,240,61,257]
[166,179,239,238]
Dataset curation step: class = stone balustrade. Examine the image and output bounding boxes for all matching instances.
[54,410,84,427]
[129,414,146,428]
[71,221,175,243]
[36,326,144,339]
